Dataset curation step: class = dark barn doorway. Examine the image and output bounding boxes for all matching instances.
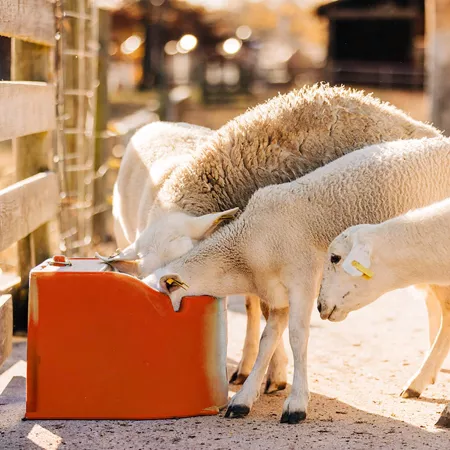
[318,0,424,88]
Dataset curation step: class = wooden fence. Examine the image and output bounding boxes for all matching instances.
[0,0,59,363]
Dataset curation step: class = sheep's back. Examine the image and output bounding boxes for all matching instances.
[298,137,450,249]
[162,85,441,216]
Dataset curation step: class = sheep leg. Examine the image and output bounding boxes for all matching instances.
[281,282,316,424]
[229,294,261,385]
[225,307,289,419]
[401,285,450,398]
[423,285,442,347]
[260,301,288,394]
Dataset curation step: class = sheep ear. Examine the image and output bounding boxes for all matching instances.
[342,243,372,278]
[110,260,142,277]
[188,207,240,240]
[159,274,189,295]
[95,244,142,276]
[96,243,140,262]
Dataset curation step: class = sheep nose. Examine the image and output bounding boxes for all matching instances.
[317,301,322,313]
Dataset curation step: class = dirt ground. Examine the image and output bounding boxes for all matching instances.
[1,287,449,449]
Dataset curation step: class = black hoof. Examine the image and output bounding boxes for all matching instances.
[229,371,249,385]
[264,379,287,394]
[436,415,450,428]
[400,388,420,399]
[280,410,306,424]
[224,404,250,419]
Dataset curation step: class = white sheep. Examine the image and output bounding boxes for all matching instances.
[110,84,440,391]
[317,196,450,411]
[111,121,273,386]
[144,137,450,424]
[113,121,213,247]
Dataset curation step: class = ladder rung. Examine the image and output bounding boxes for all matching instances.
[60,228,78,240]
[67,201,93,210]
[64,11,92,20]
[64,128,91,135]
[66,238,92,250]
[65,164,94,172]
[92,203,111,215]
[64,89,94,96]
[53,153,82,162]
[63,49,96,58]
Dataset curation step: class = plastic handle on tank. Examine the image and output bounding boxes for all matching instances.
[49,255,72,267]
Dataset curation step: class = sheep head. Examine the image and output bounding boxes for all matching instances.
[143,272,188,311]
[103,207,239,278]
[317,225,386,322]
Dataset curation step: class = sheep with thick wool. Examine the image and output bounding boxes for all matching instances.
[145,137,450,424]
[317,196,450,426]
[113,121,213,247]
[110,84,440,391]
[111,121,276,386]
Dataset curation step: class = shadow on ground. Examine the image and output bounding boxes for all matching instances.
[0,340,448,450]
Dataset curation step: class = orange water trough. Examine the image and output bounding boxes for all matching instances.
[25,257,228,420]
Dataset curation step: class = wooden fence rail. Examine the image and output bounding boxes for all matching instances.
[0,0,59,358]
[0,173,59,253]
[0,0,55,46]
[0,82,56,141]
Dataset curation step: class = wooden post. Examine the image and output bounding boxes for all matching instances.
[426,0,450,134]
[0,295,12,367]
[94,8,111,241]
[11,40,55,333]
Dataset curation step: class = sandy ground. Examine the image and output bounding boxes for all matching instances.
[1,287,449,449]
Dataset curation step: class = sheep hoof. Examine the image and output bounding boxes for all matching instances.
[280,410,306,424]
[229,371,248,385]
[436,405,450,428]
[264,379,287,394]
[224,404,250,419]
[436,415,450,428]
[400,388,421,398]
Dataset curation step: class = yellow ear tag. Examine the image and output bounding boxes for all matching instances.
[166,278,189,290]
[351,261,374,279]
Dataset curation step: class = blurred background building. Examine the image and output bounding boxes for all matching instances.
[106,0,328,117]
[318,0,425,88]
[104,1,430,130]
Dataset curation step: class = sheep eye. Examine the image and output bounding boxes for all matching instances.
[330,253,341,264]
